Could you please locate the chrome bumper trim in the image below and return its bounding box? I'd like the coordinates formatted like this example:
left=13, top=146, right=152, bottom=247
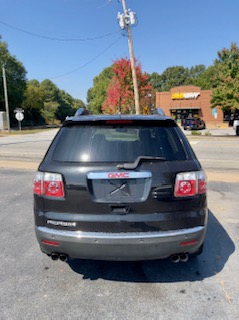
left=36, top=226, right=205, bottom=240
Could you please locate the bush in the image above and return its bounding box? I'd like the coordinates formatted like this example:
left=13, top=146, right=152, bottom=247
left=191, top=130, right=202, bottom=135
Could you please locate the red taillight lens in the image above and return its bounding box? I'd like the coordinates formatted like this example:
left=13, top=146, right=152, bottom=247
left=33, top=172, right=44, bottom=195
left=33, top=172, right=65, bottom=198
left=174, top=171, right=207, bottom=197
left=44, top=173, right=64, bottom=197
left=175, top=172, right=197, bottom=197
left=197, top=171, right=207, bottom=194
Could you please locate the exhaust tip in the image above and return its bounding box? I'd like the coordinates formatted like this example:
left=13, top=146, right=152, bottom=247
left=51, top=253, right=59, bottom=261
left=180, top=253, right=189, bottom=262
left=59, top=254, right=68, bottom=262
left=170, top=254, right=180, bottom=263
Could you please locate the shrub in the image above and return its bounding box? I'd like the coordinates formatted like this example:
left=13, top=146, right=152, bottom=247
left=191, top=130, right=202, bottom=135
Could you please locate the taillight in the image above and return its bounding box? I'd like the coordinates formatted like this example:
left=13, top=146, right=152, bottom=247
left=197, top=171, right=207, bottom=194
left=174, top=171, right=207, bottom=197
left=33, top=172, right=44, bottom=195
left=33, top=171, right=65, bottom=198
left=44, top=173, right=64, bottom=197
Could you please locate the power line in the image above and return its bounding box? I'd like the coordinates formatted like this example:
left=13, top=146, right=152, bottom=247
left=3, top=36, right=122, bottom=81
left=0, top=20, right=120, bottom=42
left=47, top=36, right=123, bottom=80
left=2, top=36, right=122, bottom=83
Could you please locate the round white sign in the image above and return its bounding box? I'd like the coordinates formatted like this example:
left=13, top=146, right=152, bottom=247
left=15, top=112, right=24, bottom=121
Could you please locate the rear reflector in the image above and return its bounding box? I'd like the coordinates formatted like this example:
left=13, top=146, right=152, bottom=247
left=180, top=240, right=198, bottom=246
left=33, top=171, right=65, bottom=198
left=41, top=240, right=60, bottom=246
left=174, top=170, right=207, bottom=197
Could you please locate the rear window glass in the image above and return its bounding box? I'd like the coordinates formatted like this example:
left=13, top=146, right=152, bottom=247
left=52, top=125, right=187, bottom=162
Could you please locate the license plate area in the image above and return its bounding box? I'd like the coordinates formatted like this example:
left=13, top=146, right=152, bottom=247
left=87, top=172, right=152, bottom=203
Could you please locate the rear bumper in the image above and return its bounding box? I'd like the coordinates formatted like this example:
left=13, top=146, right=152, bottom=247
left=184, top=126, right=198, bottom=130
left=35, top=225, right=207, bottom=261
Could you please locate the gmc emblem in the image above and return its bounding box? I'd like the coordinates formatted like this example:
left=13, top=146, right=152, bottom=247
left=108, top=172, right=130, bottom=179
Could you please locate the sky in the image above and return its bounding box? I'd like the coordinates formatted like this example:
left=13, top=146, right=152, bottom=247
left=1, top=0, right=239, bottom=103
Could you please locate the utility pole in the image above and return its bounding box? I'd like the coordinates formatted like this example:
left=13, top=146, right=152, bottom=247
left=118, top=0, right=140, bottom=114
left=2, top=66, right=10, bottom=132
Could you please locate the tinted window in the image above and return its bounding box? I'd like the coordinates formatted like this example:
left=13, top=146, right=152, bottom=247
left=52, top=125, right=186, bottom=162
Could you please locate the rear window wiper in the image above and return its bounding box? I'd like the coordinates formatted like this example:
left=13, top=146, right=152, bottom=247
left=117, top=156, right=166, bottom=170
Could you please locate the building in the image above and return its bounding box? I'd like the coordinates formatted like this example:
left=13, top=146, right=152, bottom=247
left=156, top=85, right=224, bottom=127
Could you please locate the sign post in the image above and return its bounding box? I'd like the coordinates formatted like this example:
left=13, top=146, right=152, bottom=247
left=14, top=108, right=24, bottom=131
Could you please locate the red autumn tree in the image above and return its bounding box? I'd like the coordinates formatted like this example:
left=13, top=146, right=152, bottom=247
left=102, top=58, right=154, bottom=114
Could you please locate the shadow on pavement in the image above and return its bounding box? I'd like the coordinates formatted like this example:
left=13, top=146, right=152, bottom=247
left=68, top=210, right=235, bottom=283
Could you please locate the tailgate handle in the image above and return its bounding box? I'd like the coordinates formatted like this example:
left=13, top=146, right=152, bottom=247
left=110, top=205, right=130, bottom=214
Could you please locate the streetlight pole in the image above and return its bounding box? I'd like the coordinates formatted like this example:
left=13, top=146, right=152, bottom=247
left=119, top=0, right=140, bottom=114
left=2, top=65, right=10, bottom=133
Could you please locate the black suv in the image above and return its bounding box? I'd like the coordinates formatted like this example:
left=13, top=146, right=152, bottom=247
left=34, top=109, right=207, bottom=262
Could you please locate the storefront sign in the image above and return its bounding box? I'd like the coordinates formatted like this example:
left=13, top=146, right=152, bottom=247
left=171, top=92, right=200, bottom=100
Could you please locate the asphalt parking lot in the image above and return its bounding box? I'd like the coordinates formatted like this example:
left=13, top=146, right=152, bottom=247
left=0, top=127, right=238, bottom=319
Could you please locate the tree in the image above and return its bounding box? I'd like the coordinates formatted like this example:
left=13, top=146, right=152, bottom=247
left=149, top=66, right=190, bottom=92
left=72, top=98, right=85, bottom=111
left=159, top=66, right=190, bottom=91
left=188, top=64, right=206, bottom=81
left=211, top=42, right=239, bottom=112
left=56, top=90, right=74, bottom=121
left=149, top=72, right=163, bottom=92
left=39, top=80, right=60, bottom=124
left=0, top=37, right=27, bottom=123
left=102, top=58, right=154, bottom=114
left=55, top=91, right=85, bottom=121
left=190, top=65, right=216, bottom=90
left=87, top=66, right=113, bottom=114
left=23, top=78, right=85, bottom=125
left=149, top=65, right=216, bottom=92
left=22, top=80, right=45, bottom=125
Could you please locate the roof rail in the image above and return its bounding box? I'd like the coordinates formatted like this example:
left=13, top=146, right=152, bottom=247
left=153, top=108, right=165, bottom=116
left=74, top=108, right=91, bottom=116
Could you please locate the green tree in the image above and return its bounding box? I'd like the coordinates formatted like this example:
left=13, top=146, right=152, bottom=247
left=39, top=79, right=61, bottom=124
left=22, top=80, right=45, bottom=125
left=160, top=66, right=190, bottom=91
left=0, top=37, right=27, bottom=123
left=56, top=90, right=74, bottom=121
left=188, top=64, right=206, bottom=81
left=86, top=66, right=113, bottom=114
left=211, top=42, right=239, bottom=112
left=72, top=98, right=85, bottom=111
left=150, top=65, right=216, bottom=92
left=149, top=72, right=163, bottom=92
left=149, top=67, right=190, bottom=92
left=191, top=65, right=216, bottom=89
